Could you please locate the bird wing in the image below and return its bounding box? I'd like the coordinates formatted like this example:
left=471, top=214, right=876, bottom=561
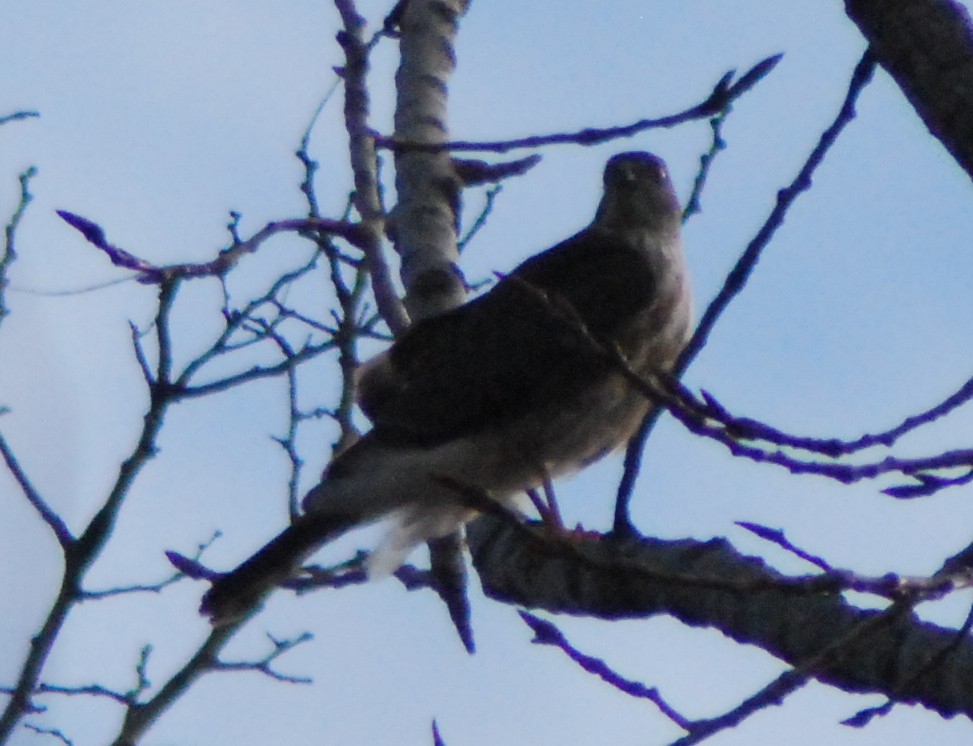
left=357, top=227, right=657, bottom=446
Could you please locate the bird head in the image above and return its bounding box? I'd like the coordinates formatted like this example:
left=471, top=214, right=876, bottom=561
left=594, top=151, right=681, bottom=233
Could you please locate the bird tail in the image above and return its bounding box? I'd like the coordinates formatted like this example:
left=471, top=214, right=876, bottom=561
left=365, top=503, right=475, bottom=579
left=200, top=512, right=356, bottom=625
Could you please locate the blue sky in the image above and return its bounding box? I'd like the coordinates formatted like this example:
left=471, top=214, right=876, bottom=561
left=3, top=2, right=973, bottom=745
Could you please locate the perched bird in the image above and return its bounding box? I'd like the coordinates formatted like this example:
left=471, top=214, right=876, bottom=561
left=199, top=151, right=693, bottom=624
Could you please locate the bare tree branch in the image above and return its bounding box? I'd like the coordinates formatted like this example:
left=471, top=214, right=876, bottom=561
left=0, top=167, right=36, bottom=327
left=691, top=375, right=973, bottom=459
left=432, top=719, right=446, bottom=746
left=687, top=49, right=872, bottom=360
left=428, top=532, right=475, bottom=654
left=81, top=533, right=220, bottom=600
left=173, top=338, right=336, bottom=400
left=0, top=276, right=188, bottom=740
left=335, top=0, right=410, bottom=335
left=57, top=211, right=366, bottom=283
left=386, top=0, right=477, bottom=654
left=843, top=600, right=973, bottom=728
left=214, top=632, right=314, bottom=685
left=0, top=111, right=39, bottom=126
left=173, top=250, right=326, bottom=386
left=614, top=52, right=877, bottom=533
left=468, top=516, right=973, bottom=720
left=845, top=0, right=973, bottom=182
left=297, top=83, right=341, bottom=220
left=0, top=430, right=74, bottom=548
left=514, top=280, right=973, bottom=497
left=2, top=683, right=128, bottom=707
left=375, top=55, right=782, bottom=154
left=22, top=723, right=73, bottom=746
left=682, top=112, right=728, bottom=221
left=458, top=184, right=501, bottom=252
left=105, top=559, right=439, bottom=746
left=668, top=598, right=916, bottom=745
left=323, top=237, right=370, bottom=455
left=0, top=271, right=262, bottom=740
left=109, top=620, right=248, bottom=746
left=10, top=4, right=973, bottom=743
left=519, top=611, right=692, bottom=730
left=388, top=0, right=471, bottom=320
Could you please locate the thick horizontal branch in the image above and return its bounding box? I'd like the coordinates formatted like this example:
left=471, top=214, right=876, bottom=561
left=467, top=517, right=973, bottom=719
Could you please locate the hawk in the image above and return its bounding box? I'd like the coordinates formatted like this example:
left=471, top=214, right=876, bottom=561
left=199, top=151, right=692, bottom=623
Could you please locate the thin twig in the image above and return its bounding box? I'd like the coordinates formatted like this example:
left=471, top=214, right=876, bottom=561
left=736, top=522, right=834, bottom=572
left=0, top=167, right=37, bottom=325
left=376, top=55, right=782, bottom=154
left=174, top=250, right=323, bottom=385
left=273, top=342, right=306, bottom=519
left=682, top=111, right=727, bottom=221
left=519, top=611, right=692, bottom=730
left=432, top=720, right=446, bottom=746
left=458, top=185, right=501, bottom=252
left=0, top=431, right=74, bottom=548
left=597, top=325, right=973, bottom=498
left=323, top=235, right=369, bottom=454
left=81, top=533, right=221, bottom=600
left=174, top=338, right=336, bottom=400
left=1, top=683, right=129, bottom=707
left=215, top=632, right=314, bottom=684
left=667, top=595, right=914, bottom=745
left=22, top=723, right=73, bottom=746
left=453, top=155, right=541, bottom=186
left=57, top=211, right=366, bottom=283
left=681, top=52, right=876, bottom=390
left=297, top=82, right=341, bottom=219
left=0, top=111, right=39, bottom=126
left=614, top=52, right=877, bottom=533
left=128, top=321, right=154, bottom=385
left=4, top=645, right=153, bottom=712
left=110, top=620, right=248, bottom=745
left=108, top=559, right=435, bottom=745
